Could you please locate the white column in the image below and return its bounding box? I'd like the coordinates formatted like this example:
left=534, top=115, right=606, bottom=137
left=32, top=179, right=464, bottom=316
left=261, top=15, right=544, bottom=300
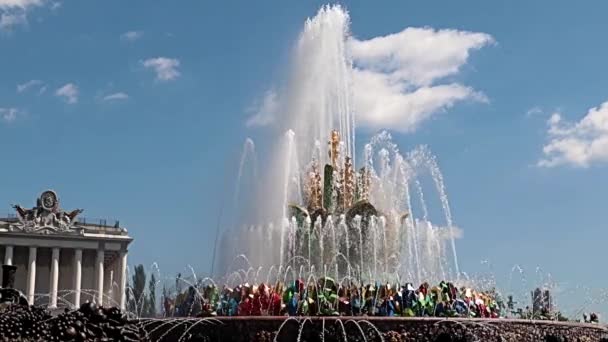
left=119, top=250, right=128, bottom=310
left=27, top=247, right=37, bottom=304
left=73, top=249, right=82, bottom=308
left=108, top=269, right=114, bottom=307
left=95, top=249, right=104, bottom=305
left=49, top=247, right=60, bottom=308
left=4, top=245, right=13, bottom=265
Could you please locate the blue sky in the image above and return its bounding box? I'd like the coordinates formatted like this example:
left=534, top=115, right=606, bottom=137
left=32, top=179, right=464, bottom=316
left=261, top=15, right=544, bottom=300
left=1, top=0, right=608, bottom=312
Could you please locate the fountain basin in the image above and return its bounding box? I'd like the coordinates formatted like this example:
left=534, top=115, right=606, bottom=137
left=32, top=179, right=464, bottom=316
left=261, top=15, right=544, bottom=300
left=138, top=316, right=608, bottom=342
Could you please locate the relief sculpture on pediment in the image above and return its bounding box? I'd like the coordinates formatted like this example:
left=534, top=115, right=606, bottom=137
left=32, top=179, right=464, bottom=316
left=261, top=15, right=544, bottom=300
left=11, top=190, right=83, bottom=234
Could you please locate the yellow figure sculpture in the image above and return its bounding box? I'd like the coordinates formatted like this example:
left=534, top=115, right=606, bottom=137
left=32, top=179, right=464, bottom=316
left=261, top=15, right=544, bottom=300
left=359, top=167, right=371, bottom=202
left=305, top=160, right=323, bottom=209
left=328, top=130, right=340, bottom=168
left=343, top=156, right=354, bottom=209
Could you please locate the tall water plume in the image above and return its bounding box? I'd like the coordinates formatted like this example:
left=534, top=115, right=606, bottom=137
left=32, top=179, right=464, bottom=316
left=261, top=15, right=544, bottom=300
left=234, top=138, right=257, bottom=208
left=283, top=4, right=355, bottom=167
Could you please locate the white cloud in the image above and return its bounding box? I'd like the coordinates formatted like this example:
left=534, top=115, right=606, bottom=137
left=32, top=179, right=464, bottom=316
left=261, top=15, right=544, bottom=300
left=538, top=101, right=608, bottom=168
left=246, top=89, right=278, bottom=127
left=350, top=27, right=494, bottom=87
left=0, top=11, right=25, bottom=29
left=441, top=225, right=464, bottom=240
left=246, top=26, right=493, bottom=132
left=55, top=83, right=78, bottom=104
left=0, top=0, right=43, bottom=9
left=16, top=79, right=43, bottom=93
left=0, top=107, right=20, bottom=123
left=0, top=0, right=44, bottom=31
left=102, top=92, right=129, bottom=101
left=120, top=30, right=143, bottom=42
left=526, top=106, right=543, bottom=117
left=142, top=57, right=180, bottom=81
left=349, top=27, right=493, bottom=132
left=352, top=69, right=487, bottom=132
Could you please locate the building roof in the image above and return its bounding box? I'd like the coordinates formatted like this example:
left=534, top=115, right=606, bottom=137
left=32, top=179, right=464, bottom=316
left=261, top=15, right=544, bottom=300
left=0, top=190, right=132, bottom=244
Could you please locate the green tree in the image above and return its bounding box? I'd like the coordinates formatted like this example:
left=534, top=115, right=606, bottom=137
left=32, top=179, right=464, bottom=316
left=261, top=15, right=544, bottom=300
left=556, top=311, right=570, bottom=321
left=132, top=264, right=148, bottom=316
left=147, top=272, right=157, bottom=317
left=125, top=279, right=132, bottom=313
left=162, top=285, right=169, bottom=317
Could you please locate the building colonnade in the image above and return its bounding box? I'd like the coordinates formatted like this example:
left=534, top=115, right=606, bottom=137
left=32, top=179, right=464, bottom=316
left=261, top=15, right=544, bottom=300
left=3, top=244, right=128, bottom=310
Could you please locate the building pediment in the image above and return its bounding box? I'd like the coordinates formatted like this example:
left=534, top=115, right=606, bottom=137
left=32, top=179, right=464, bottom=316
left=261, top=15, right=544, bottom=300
left=11, top=190, right=84, bottom=235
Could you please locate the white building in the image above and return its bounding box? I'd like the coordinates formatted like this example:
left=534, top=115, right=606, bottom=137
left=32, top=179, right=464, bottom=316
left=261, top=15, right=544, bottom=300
left=0, top=190, right=132, bottom=309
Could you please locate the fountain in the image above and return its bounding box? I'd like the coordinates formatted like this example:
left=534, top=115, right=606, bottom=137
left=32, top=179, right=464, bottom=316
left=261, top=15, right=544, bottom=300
left=229, top=128, right=458, bottom=288
left=216, top=128, right=459, bottom=288
left=216, top=4, right=461, bottom=287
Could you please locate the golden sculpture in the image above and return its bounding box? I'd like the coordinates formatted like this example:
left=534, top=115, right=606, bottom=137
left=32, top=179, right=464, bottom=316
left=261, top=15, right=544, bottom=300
left=343, top=156, right=355, bottom=209
left=328, top=130, right=340, bottom=168
left=358, top=167, right=371, bottom=202
left=302, top=130, right=374, bottom=213
left=305, top=159, right=323, bottom=209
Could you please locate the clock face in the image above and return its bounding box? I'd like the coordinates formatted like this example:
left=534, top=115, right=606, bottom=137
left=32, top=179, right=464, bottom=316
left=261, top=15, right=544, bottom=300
left=40, top=190, right=58, bottom=210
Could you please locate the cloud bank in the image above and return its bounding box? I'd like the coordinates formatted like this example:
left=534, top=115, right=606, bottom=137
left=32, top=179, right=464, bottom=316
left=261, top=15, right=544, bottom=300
left=0, top=0, right=43, bottom=8
left=539, top=101, right=608, bottom=168
left=349, top=27, right=493, bottom=132
left=247, top=25, right=493, bottom=132
left=0, top=0, right=45, bottom=31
